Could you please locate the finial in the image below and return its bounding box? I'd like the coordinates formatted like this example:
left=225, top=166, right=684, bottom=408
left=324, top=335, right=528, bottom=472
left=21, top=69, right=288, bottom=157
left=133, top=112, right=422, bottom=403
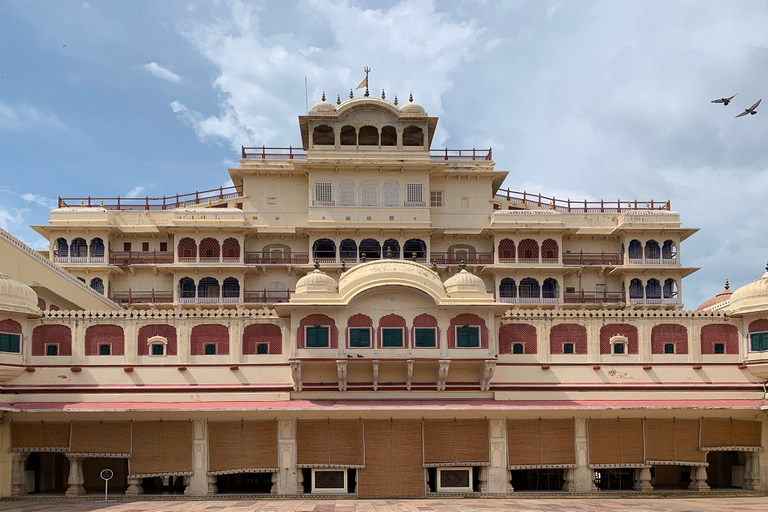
left=459, top=259, right=466, bottom=271
left=381, top=89, right=386, bottom=100
left=314, top=259, right=320, bottom=270
left=361, top=253, right=367, bottom=263
left=431, top=259, right=438, bottom=272
left=321, top=91, right=326, bottom=102
left=341, top=260, right=346, bottom=272
left=724, top=279, right=730, bottom=290
left=409, top=92, right=413, bottom=102
left=363, top=66, right=371, bottom=98
left=386, top=247, right=392, bottom=259
left=337, top=94, right=341, bottom=105
left=394, top=95, right=398, bottom=106
left=411, top=252, right=418, bottom=261
left=349, top=88, right=354, bottom=99
left=765, top=259, right=768, bottom=272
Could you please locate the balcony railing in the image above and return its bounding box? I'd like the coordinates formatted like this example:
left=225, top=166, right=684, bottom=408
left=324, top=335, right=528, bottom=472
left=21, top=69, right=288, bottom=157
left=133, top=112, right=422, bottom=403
left=241, top=146, right=307, bottom=160
left=628, top=256, right=679, bottom=265
left=497, top=256, right=559, bottom=265
left=431, top=252, right=494, bottom=265
left=429, top=148, right=492, bottom=161
left=178, top=295, right=240, bottom=304
left=53, top=255, right=105, bottom=264
left=245, top=252, right=310, bottom=265
left=109, top=290, right=173, bottom=305
left=58, top=186, right=243, bottom=211
left=494, top=189, right=670, bottom=213
left=244, top=290, right=292, bottom=304
left=499, top=295, right=559, bottom=304
left=629, top=297, right=680, bottom=306
left=562, top=252, right=623, bottom=266
left=109, top=251, right=174, bottom=265
left=564, top=291, right=625, bottom=304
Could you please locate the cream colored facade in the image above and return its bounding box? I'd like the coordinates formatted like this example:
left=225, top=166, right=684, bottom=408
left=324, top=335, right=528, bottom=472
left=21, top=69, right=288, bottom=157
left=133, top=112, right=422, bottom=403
left=0, top=93, right=767, bottom=498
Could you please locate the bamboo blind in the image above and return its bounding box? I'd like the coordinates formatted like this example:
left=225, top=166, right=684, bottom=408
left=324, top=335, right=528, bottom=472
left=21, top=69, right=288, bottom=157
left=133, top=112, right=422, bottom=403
left=10, top=422, right=70, bottom=452
left=700, top=419, right=762, bottom=449
left=357, top=420, right=424, bottom=498
left=644, top=419, right=706, bottom=465
left=423, top=419, right=489, bottom=466
left=507, top=419, right=576, bottom=468
left=70, top=422, right=131, bottom=456
left=296, top=419, right=364, bottom=467
left=208, top=421, right=278, bottom=474
left=587, top=419, right=644, bottom=467
left=129, top=421, right=193, bottom=477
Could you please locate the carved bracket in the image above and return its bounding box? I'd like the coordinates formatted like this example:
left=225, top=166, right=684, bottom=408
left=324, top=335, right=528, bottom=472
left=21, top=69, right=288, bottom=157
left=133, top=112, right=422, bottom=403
left=372, top=360, right=379, bottom=391
left=406, top=359, right=414, bottom=391
left=437, top=359, right=450, bottom=391
left=336, top=359, right=348, bottom=392
left=480, top=359, right=496, bottom=391
left=290, top=360, right=302, bottom=392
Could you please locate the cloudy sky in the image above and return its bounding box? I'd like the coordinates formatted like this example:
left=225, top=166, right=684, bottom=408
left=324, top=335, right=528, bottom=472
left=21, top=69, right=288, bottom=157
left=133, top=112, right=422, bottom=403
left=1, top=0, right=767, bottom=308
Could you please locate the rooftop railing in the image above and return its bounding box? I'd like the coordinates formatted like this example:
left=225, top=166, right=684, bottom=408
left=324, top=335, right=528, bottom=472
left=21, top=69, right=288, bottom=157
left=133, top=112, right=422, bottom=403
left=58, top=186, right=243, bottom=211
left=240, top=146, right=493, bottom=162
left=494, top=189, right=670, bottom=213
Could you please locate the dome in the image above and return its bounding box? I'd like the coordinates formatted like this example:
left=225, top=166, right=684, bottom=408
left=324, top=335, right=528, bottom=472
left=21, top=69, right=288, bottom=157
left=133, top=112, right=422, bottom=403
left=399, top=93, right=426, bottom=115
left=309, top=93, right=337, bottom=114
left=294, top=264, right=337, bottom=295
left=0, top=271, right=39, bottom=315
left=696, top=280, right=733, bottom=311
left=444, top=268, right=488, bottom=297
left=725, top=262, right=768, bottom=315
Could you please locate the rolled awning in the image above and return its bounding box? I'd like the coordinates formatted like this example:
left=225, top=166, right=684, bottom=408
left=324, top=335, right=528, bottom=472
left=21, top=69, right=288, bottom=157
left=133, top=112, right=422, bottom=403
left=587, top=419, right=644, bottom=468
left=423, top=419, right=489, bottom=467
left=208, top=421, right=279, bottom=475
left=129, top=421, right=193, bottom=478
left=10, top=422, right=70, bottom=452
left=700, top=419, right=762, bottom=452
left=357, top=420, right=424, bottom=498
left=507, top=418, right=575, bottom=469
left=644, top=419, right=706, bottom=466
left=69, top=422, right=131, bottom=458
left=296, top=419, right=364, bottom=468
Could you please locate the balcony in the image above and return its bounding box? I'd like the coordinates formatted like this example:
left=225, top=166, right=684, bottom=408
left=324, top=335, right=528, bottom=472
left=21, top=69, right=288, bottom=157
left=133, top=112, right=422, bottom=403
left=431, top=252, right=493, bottom=265
left=429, top=148, right=492, bottom=161
left=178, top=295, right=240, bottom=305
left=564, top=291, right=625, bottom=304
left=627, top=257, right=679, bottom=265
left=629, top=297, right=680, bottom=306
left=109, top=290, right=173, bottom=305
left=244, top=252, right=310, bottom=265
left=493, top=189, right=670, bottom=213
left=497, top=257, right=559, bottom=265
left=58, top=185, right=242, bottom=211
left=244, top=290, right=292, bottom=304
left=562, top=252, right=623, bottom=266
left=53, top=255, right=105, bottom=264
left=109, top=251, right=174, bottom=265
left=499, top=293, right=559, bottom=305
left=177, top=255, right=243, bottom=264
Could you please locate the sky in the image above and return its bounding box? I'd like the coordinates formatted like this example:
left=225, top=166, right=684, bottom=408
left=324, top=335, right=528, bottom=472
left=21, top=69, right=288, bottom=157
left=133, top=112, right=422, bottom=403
left=1, top=0, right=767, bottom=308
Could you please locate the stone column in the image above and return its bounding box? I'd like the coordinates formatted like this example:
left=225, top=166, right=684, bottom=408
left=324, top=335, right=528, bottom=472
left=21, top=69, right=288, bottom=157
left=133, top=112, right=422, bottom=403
left=633, top=467, right=653, bottom=492
left=743, top=452, right=759, bottom=490
left=562, top=468, right=576, bottom=492
left=186, top=420, right=209, bottom=496
left=229, top=320, right=243, bottom=365
left=486, top=419, right=512, bottom=493
left=11, top=453, right=29, bottom=496
left=177, top=322, right=190, bottom=365
left=125, top=321, right=138, bottom=365
left=125, top=477, right=144, bottom=496
left=688, top=465, right=710, bottom=491
left=572, top=418, right=597, bottom=492
left=277, top=419, right=299, bottom=494
left=65, top=456, right=86, bottom=496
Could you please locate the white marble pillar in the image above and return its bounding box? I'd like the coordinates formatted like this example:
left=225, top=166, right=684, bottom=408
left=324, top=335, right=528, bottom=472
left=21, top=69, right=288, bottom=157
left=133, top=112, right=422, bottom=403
left=11, top=453, right=29, bottom=496
left=187, top=420, right=208, bottom=496
left=277, top=419, right=299, bottom=494
left=125, top=477, right=143, bottom=496
left=65, top=456, right=86, bottom=496
left=572, top=419, right=597, bottom=492
left=743, top=452, right=759, bottom=490
left=633, top=467, right=653, bottom=492
left=688, top=465, right=710, bottom=491
left=486, top=419, right=512, bottom=493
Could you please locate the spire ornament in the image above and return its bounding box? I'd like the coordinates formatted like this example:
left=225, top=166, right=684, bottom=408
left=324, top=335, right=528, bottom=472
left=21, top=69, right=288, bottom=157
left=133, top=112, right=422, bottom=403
left=337, top=94, right=341, bottom=105
left=349, top=88, right=354, bottom=99
left=394, top=95, right=398, bottom=106
left=381, top=89, right=386, bottom=99
left=725, top=279, right=730, bottom=290
left=409, top=92, right=413, bottom=102
left=363, top=66, right=371, bottom=97
left=321, top=91, right=326, bottom=101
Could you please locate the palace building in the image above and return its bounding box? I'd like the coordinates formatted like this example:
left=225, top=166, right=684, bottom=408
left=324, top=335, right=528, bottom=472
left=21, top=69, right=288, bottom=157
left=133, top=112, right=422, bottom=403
left=0, top=88, right=767, bottom=499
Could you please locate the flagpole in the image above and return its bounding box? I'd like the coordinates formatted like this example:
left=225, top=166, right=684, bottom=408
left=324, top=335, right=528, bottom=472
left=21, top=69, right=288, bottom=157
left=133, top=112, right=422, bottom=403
left=363, top=66, right=370, bottom=98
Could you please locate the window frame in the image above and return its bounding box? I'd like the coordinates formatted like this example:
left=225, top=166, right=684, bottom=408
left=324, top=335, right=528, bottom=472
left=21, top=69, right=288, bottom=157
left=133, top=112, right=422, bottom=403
left=406, top=183, right=423, bottom=204
left=430, top=190, right=443, bottom=207
left=315, top=182, right=332, bottom=204
left=348, top=327, right=372, bottom=348
left=714, top=343, right=725, bottom=354
left=305, top=325, right=330, bottom=348
left=98, top=344, right=111, bottom=356
left=257, top=343, right=269, bottom=355
left=563, top=343, right=574, bottom=354
left=512, top=343, right=524, bottom=354
left=381, top=327, right=404, bottom=348
left=414, top=327, right=437, bottom=348
left=204, top=344, right=216, bottom=355
left=383, top=181, right=400, bottom=207
left=455, top=325, right=481, bottom=348
left=750, top=332, right=768, bottom=352
left=46, top=344, right=59, bottom=356
left=0, top=332, right=21, bottom=353
left=311, top=468, right=348, bottom=494
left=664, top=343, right=675, bottom=354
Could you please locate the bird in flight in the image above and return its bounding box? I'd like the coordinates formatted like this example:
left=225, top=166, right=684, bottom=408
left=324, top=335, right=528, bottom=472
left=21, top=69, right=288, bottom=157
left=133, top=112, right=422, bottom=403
left=735, top=99, right=761, bottom=118
left=711, top=94, right=736, bottom=106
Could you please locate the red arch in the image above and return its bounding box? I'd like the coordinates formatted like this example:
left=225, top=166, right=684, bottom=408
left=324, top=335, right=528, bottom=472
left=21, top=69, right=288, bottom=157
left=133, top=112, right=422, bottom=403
left=499, top=323, right=537, bottom=354
left=447, top=313, right=488, bottom=349
left=32, top=325, right=72, bottom=356
left=517, top=239, right=539, bottom=261
left=700, top=324, right=739, bottom=354
left=541, top=239, right=559, bottom=261
left=651, top=324, right=688, bottom=354
left=297, top=314, right=338, bottom=349
left=177, top=237, right=197, bottom=258
left=0, top=319, right=22, bottom=334
left=748, top=319, right=768, bottom=333
left=499, top=239, right=515, bottom=261
left=243, top=323, right=282, bottom=355
left=85, top=325, right=124, bottom=356
left=137, top=324, right=177, bottom=355
left=551, top=324, right=588, bottom=354
left=599, top=324, right=639, bottom=354
left=378, top=314, right=407, bottom=348
left=191, top=324, right=229, bottom=355
left=222, top=238, right=240, bottom=259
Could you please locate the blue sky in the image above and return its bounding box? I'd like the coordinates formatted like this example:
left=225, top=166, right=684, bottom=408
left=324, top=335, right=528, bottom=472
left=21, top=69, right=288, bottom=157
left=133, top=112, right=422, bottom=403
left=1, top=0, right=768, bottom=308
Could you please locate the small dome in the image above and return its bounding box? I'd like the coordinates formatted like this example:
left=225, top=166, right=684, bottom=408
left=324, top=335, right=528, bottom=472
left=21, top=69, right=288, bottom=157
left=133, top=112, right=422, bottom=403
left=696, top=280, right=733, bottom=311
left=295, top=265, right=337, bottom=295
left=399, top=93, right=426, bottom=115
left=444, top=268, right=487, bottom=296
left=726, top=261, right=768, bottom=315
left=309, top=93, right=337, bottom=114
left=0, top=272, right=39, bottom=315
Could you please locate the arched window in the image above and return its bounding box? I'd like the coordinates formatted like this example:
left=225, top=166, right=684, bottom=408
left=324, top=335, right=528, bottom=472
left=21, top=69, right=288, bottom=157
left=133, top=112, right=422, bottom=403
left=177, top=237, right=197, bottom=260
left=360, top=181, right=377, bottom=206
left=71, top=238, right=87, bottom=258
left=199, top=237, right=220, bottom=260
left=266, top=281, right=288, bottom=303
left=147, top=335, right=168, bottom=356
left=89, top=277, right=104, bottom=295
left=403, top=239, right=426, bottom=260
left=263, top=243, right=291, bottom=262
left=645, top=240, right=661, bottom=260
left=448, top=244, right=476, bottom=263
left=541, top=239, right=559, bottom=262
left=517, top=239, right=539, bottom=262
left=339, top=181, right=355, bottom=206
left=204, top=344, right=216, bottom=355
left=222, top=238, right=240, bottom=260
left=664, top=343, right=675, bottom=354
left=714, top=343, right=725, bottom=354
left=359, top=239, right=381, bottom=260
left=197, top=277, right=220, bottom=300
left=340, top=125, right=356, bottom=145
left=403, top=126, right=423, bottom=146
left=563, top=343, right=574, bottom=354
left=662, top=240, right=677, bottom=260
left=519, top=278, right=540, bottom=299
left=339, top=239, right=358, bottom=260
left=99, top=344, right=111, bottom=355
left=646, top=278, right=661, bottom=300
left=613, top=343, right=625, bottom=354
left=179, top=277, right=196, bottom=298
left=629, top=278, right=643, bottom=299
left=312, top=239, right=336, bottom=260
left=542, top=278, right=558, bottom=299
left=47, top=345, right=58, bottom=356
left=663, top=279, right=678, bottom=299
left=55, top=238, right=69, bottom=258
left=257, top=343, right=269, bottom=354
left=89, top=238, right=105, bottom=258
left=312, top=124, right=334, bottom=145
left=383, top=239, right=400, bottom=258
left=222, top=277, right=240, bottom=299
left=499, top=278, right=516, bottom=299
left=358, top=125, right=379, bottom=145
left=512, top=343, right=524, bottom=354
left=499, top=239, right=515, bottom=261
left=383, top=181, right=400, bottom=206
left=381, top=125, right=396, bottom=146
left=628, top=240, right=642, bottom=260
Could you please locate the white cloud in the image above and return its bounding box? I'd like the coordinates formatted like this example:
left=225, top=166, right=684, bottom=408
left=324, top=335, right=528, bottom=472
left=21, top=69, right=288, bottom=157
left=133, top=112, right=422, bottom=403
left=125, top=186, right=146, bottom=198
left=20, top=193, right=57, bottom=209
left=0, top=101, right=70, bottom=134
left=0, top=208, right=24, bottom=231
left=143, top=62, right=182, bottom=83
left=81, top=1, right=90, bottom=9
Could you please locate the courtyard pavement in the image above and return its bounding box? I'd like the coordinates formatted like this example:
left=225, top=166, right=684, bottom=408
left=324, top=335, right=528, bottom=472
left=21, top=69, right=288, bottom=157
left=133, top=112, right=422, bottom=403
left=1, top=496, right=768, bottom=512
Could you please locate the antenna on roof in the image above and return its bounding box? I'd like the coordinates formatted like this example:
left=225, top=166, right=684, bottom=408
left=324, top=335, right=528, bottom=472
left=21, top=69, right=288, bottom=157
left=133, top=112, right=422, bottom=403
left=304, top=76, right=308, bottom=114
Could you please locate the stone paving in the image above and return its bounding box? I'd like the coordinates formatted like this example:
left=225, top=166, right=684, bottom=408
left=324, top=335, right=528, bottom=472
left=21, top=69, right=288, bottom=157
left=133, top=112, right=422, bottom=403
left=1, top=496, right=768, bottom=512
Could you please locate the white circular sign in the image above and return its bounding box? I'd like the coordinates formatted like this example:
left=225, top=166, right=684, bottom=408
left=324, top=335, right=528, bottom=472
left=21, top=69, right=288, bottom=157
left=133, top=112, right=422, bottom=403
left=100, top=469, right=114, bottom=481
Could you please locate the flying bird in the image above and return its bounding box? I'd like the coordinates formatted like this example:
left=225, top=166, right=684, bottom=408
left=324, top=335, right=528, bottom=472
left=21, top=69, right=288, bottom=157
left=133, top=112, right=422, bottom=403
left=711, top=94, right=736, bottom=106
left=735, top=99, right=762, bottom=118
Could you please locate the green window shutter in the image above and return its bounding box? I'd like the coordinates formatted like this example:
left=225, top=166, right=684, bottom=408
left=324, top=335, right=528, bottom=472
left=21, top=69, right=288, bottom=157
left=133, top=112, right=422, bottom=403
left=47, top=345, right=58, bottom=356
left=0, top=333, right=21, bottom=353
left=457, top=326, right=480, bottom=347
left=382, top=329, right=403, bottom=347
left=257, top=343, right=268, bottom=354
left=563, top=343, right=574, bottom=354
left=664, top=343, right=675, bottom=354
left=205, top=344, right=216, bottom=355
left=714, top=343, right=725, bottom=354
left=99, top=344, right=110, bottom=355
left=751, top=333, right=768, bottom=351
left=512, top=343, right=523, bottom=354
left=415, top=328, right=435, bottom=347
left=349, top=328, right=370, bottom=348
left=307, top=326, right=329, bottom=348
